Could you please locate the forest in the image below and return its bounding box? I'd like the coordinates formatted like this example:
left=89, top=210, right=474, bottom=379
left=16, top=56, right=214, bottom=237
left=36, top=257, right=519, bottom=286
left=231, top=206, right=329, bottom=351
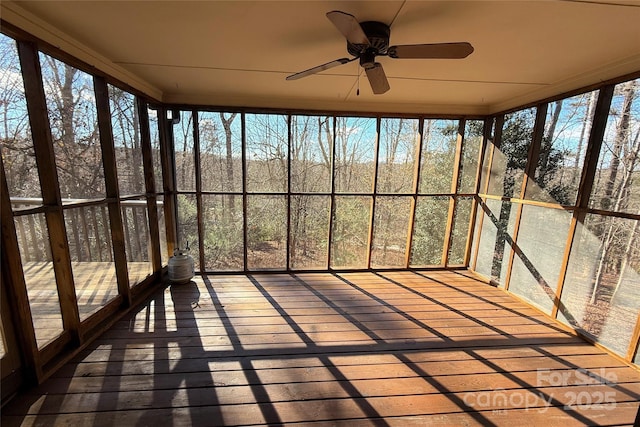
left=171, top=112, right=481, bottom=272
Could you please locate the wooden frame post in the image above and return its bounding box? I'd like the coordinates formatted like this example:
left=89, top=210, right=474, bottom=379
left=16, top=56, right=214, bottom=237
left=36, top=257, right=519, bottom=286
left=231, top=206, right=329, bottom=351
left=0, top=159, right=41, bottom=382
left=158, top=107, right=177, bottom=257
left=464, top=118, right=491, bottom=266
left=286, top=114, right=292, bottom=271
left=366, top=116, right=381, bottom=269
left=552, top=85, right=614, bottom=319
left=241, top=113, right=249, bottom=271
left=502, top=104, right=547, bottom=291
left=137, top=98, right=162, bottom=273
left=471, top=115, right=502, bottom=271
left=326, top=116, right=337, bottom=270
left=93, top=76, right=131, bottom=307
left=193, top=110, right=205, bottom=272
left=17, top=40, right=81, bottom=346
left=626, top=313, right=640, bottom=362
left=442, top=119, right=466, bottom=266
left=404, top=117, right=425, bottom=268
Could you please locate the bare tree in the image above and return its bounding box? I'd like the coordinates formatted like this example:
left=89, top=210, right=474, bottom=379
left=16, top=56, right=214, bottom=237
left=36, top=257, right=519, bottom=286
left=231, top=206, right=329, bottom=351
left=573, top=91, right=597, bottom=187
left=289, top=115, right=332, bottom=267
left=220, top=112, right=237, bottom=204
left=602, top=81, right=635, bottom=209
left=41, top=54, right=104, bottom=198
left=590, top=80, right=638, bottom=304
left=109, top=86, right=143, bottom=194
left=0, top=34, right=38, bottom=197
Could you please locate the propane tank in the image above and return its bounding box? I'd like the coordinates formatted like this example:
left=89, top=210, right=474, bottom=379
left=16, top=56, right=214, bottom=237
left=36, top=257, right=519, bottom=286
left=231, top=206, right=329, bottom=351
left=168, top=243, right=194, bottom=284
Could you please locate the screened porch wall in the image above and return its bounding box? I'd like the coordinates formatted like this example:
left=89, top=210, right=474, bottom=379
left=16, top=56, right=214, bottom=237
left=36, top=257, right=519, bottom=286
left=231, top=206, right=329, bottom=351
left=171, top=112, right=483, bottom=273
left=0, top=30, right=168, bottom=378
left=471, top=79, right=640, bottom=364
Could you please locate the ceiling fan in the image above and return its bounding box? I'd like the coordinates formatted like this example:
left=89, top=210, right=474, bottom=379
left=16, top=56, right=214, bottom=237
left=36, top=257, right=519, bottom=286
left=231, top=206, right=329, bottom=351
left=286, top=11, right=474, bottom=95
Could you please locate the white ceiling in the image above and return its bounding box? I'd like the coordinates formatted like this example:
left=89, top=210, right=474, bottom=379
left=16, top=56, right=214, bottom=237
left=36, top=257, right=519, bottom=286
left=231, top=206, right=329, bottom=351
left=3, top=0, right=640, bottom=115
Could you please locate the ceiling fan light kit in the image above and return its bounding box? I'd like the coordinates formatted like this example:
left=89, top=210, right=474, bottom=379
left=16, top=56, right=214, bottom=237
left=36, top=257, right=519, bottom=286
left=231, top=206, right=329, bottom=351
left=286, top=11, right=474, bottom=95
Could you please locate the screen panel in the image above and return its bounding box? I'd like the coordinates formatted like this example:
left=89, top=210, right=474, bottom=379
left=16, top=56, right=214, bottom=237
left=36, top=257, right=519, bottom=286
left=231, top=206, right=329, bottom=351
left=40, top=53, right=105, bottom=200
left=245, top=114, right=288, bottom=193
left=334, top=117, right=377, bottom=193
left=290, top=195, right=330, bottom=269
left=487, top=108, right=536, bottom=198
left=377, top=118, right=419, bottom=194
left=371, top=196, right=412, bottom=268
left=410, top=196, right=449, bottom=267
left=291, top=115, right=332, bottom=193
left=199, top=112, right=242, bottom=193
left=331, top=196, right=372, bottom=269
left=246, top=195, right=287, bottom=270
left=418, top=119, right=458, bottom=195
left=560, top=214, right=640, bottom=358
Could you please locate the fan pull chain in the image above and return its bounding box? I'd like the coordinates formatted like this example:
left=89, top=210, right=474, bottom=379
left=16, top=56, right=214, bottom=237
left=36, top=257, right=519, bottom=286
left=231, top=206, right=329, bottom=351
left=357, top=68, right=360, bottom=96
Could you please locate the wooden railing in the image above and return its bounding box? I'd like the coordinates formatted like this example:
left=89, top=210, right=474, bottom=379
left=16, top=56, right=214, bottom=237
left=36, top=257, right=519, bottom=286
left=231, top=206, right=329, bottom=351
left=11, top=198, right=158, bottom=264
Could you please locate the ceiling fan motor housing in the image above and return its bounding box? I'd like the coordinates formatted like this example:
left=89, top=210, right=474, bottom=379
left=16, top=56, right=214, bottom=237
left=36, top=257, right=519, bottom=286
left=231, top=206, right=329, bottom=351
left=347, top=21, right=390, bottom=57
left=359, top=49, right=377, bottom=69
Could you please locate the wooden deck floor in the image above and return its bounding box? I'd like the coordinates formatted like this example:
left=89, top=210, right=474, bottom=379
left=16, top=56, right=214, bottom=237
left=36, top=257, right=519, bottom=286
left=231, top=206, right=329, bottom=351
left=20, top=261, right=153, bottom=348
left=3, top=270, right=640, bottom=426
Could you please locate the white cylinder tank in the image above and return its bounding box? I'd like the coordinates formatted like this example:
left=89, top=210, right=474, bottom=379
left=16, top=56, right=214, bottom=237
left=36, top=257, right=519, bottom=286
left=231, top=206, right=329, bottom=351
left=168, top=248, right=194, bottom=284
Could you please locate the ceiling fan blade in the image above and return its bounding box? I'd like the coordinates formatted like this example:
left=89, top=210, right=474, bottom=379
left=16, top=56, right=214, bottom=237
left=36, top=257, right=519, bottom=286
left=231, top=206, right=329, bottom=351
left=365, top=63, right=390, bottom=95
left=326, top=11, right=370, bottom=46
left=388, top=42, right=474, bottom=59
left=286, top=58, right=353, bottom=81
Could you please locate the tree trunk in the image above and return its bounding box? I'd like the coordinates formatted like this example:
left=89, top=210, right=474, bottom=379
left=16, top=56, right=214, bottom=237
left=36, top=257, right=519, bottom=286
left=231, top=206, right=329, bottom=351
left=610, top=128, right=640, bottom=303
left=612, top=211, right=639, bottom=302
left=317, top=117, right=331, bottom=172
left=60, top=64, right=76, bottom=149
left=132, top=98, right=142, bottom=192
left=220, top=112, right=237, bottom=212
left=51, top=62, right=78, bottom=196
left=491, top=194, right=513, bottom=281
left=602, top=81, right=635, bottom=209
left=545, top=100, right=562, bottom=143
left=539, top=100, right=562, bottom=177
left=590, top=224, right=612, bottom=305
left=573, top=92, right=596, bottom=187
